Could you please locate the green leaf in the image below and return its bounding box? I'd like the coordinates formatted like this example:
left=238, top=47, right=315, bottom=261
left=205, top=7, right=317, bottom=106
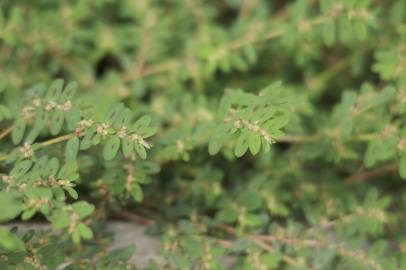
left=134, top=144, right=147, bottom=160
left=65, top=107, right=81, bottom=130
left=50, top=210, right=70, bottom=229
left=22, top=209, right=36, bottom=220
left=65, top=187, right=78, bottom=200
left=65, top=136, right=79, bottom=161
left=113, top=108, right=132, bottom=129
left=0, top=227, right=25, bottom=251
left=72, top=201, right=95, bottom=219
left=33, top=110, right=47, bottom=131
left=238, top=192, right=261, bottom=210
left=50, top=110, right=64, bottom=135
left=72, top=227, right=81, bottom=244
left=216, top=207, right=238, bottom=223
left=244, top=213, right=263, bottom=227
left=261, top=252, right=282, bottom=268
left=26, top=187, right=52, bottom=199
left=131, top=183, right=143, bottom=202
left=21, top=229, right=35, bottom=243
left=103, top=136, right=120, bottom=161
left=122, top=137, right=134, bottom=158
left=92, top=134, right=101, bottom=145
left=60, top=81, right=78, bottom=102
left=45, top=79, right=64, bottom=100
left=0, top=192, right=22, bottom=222
left=43, top=157, right=60, bottom=177
left=140, top=126, right=157, bottom=138
left=235, top=132, right=249, bottom=157
left=231, top=53, right=248, bottom=71
left=34, top=156, right=49, bottom=173
left=52, top=186, right=65, bottom=201
left=267, top=114, right=290, bottom=131
left=132, top=115, right=151, bottom=132
left=248, top=132, right=261, bottom=155
left=97, top=245, right=136, bottom=266
left=12, top=119, right=26, bottom=144
left=364, top=140, right=381, bottom=167
left=77, top=223, right=93, bottom=240
left=58, top=160, right=78, bottom=181
left=209, top=125, right=230, bottom=155
left=10, top=160, right=33, bottom=178
left=209, top=136, right=224, bottom=156
left=80, top=125, right=97, bottom=150
left=105, top=103, right=125, bottom=125
left=25, top=126, right=42, bottom=144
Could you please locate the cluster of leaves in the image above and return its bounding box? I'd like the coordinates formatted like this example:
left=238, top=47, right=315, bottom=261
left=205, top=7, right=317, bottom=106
left=0, top=79, right=156, bottom=268
left=209, top=82, right=291, bottom=157
left=1, top=0, right=406, bottom=269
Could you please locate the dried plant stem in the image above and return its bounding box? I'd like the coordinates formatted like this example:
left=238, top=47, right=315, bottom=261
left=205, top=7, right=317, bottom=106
left=346, top=162, right=398, bottom=183
left=0, top=125, right=13, bottom=140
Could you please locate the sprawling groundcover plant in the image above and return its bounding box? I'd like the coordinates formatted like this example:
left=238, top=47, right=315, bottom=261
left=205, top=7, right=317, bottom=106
left=1, top=0, right=406, bottom=269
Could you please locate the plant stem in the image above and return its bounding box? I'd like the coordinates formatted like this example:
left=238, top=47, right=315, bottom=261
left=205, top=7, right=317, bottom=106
left=123, top=60, right=180, bottom=82
left=277, top=133, right=320, bottom=143
left=0, top=133, right=75, bottom=162
left=39, top=133, right=75, bottom=147
left=346, top=162, right=398, bottom=183
left=0, top=125, right=13, bottom=141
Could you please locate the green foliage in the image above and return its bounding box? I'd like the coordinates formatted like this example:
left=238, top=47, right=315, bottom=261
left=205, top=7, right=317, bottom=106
left=0, top=0, right=405, bottom=269
left=209, top=82, right=291, bottom=157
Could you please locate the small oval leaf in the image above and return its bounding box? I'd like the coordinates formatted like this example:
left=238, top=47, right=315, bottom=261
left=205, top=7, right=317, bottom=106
left=50, top=110, right=64, bottom=135
left=134, top=144, right=147, bottom=160
left=80, top=126, right=96, bottom=150
left=60, top=81, right=78, bottom=102
left=10, top=160, right=33, bottom=178
left=65, top=137, right=79, bottom=161
left=103, top=136, right=120, bottom=161
left=105, top=103, right=125, bottom=125
left=248, top=132, right=261, bottom=155
left=235, top=132, right=249, bottom=158
left=43, top=157, right=60, bottom=177
left=122, top=137, right=134, bottom=158
left=45, top=79, right=64, bottom=100
left=58, top=160, right=78, bottom=180
left=25, top=127, right=41, bottom=144
left=12, top=119, right=26, bottom=145
left=113, top=108, right=132, bottom=129
left=132, top=115, right=151, bottom=132
left=65, top=107, right=80, bottom=131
